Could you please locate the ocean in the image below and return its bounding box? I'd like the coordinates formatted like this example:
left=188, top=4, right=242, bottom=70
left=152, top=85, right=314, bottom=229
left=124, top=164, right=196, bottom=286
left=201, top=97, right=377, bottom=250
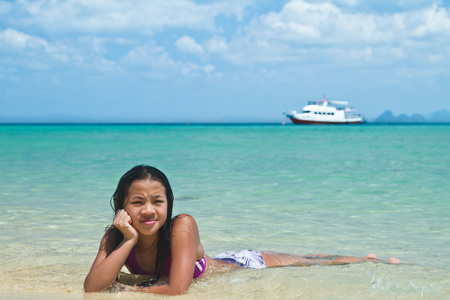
left=0, top=124, right=449, bottom=299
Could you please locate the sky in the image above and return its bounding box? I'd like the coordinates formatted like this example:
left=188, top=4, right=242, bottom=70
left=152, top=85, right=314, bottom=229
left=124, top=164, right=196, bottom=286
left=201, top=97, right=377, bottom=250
left=1, top=0, right=449, bottom=123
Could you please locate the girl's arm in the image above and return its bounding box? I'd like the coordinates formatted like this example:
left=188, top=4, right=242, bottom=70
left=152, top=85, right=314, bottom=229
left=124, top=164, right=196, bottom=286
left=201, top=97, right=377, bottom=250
left=84, top=210, right=138, bottom=292
left=136, top=214, right=202, bottom=295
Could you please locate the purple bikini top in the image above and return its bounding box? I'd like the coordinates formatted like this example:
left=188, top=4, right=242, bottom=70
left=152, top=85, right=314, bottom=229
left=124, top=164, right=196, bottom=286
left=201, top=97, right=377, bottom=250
left=125, top=247, right=206, bottom=279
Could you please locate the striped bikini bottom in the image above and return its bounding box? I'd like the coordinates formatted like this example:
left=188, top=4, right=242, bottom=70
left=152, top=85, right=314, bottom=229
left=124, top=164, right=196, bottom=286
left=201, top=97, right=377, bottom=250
left=213, top=250, right=266, bottom=269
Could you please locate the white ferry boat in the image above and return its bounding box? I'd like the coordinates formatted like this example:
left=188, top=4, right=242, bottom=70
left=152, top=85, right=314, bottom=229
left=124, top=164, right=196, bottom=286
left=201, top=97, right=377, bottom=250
left=284, top=98, right=364, bottom=124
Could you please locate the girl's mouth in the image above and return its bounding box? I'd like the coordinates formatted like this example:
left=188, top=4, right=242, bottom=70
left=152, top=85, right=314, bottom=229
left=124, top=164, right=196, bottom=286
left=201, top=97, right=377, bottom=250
left=142, top=219, right=156, bottom=225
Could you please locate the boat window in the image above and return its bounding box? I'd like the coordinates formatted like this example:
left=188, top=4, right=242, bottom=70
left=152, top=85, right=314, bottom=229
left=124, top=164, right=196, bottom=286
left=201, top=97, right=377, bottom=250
left=303, top=110, right=311, bottom=113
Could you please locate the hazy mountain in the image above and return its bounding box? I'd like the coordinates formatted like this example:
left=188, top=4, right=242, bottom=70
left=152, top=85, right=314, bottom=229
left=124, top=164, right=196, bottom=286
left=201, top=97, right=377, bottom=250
left=374, top=109, right=450, bottom=123
left=410, top=113, right=426, bottom=123
left=429, top=109, right=450, bottom=123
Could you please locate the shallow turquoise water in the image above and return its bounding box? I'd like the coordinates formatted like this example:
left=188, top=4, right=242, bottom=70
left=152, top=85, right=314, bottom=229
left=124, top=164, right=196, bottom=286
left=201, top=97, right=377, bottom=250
left=0, top=124, right=449, bottom=298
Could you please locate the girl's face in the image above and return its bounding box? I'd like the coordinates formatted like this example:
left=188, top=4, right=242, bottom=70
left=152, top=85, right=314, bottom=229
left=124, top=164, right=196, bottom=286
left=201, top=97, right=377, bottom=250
left=124, top=179, right=168, bottom=237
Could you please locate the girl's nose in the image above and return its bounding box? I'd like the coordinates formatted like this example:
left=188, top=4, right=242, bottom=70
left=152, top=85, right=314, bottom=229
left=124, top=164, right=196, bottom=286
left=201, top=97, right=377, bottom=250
left=142, top=202, right=155, bottom=214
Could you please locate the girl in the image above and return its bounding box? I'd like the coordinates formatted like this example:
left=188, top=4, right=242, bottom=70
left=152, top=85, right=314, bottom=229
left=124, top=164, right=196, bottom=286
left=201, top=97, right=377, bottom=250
left=84, top=165, right=400, bottom=295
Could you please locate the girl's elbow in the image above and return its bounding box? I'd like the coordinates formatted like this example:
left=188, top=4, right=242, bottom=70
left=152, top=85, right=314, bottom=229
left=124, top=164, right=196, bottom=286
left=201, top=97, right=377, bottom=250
left=83, top=281, right=97, bottom=293
left=84, top=284, right=106, bottom=293
left=83, top=286, right=96, bottom=293
left=167, top=287, right=189, bottom=296
left=83, top=277, right=107, bottom=293
left=163, top=283, right=191, bottom=295
left=83, top=283, right=94, bottom=293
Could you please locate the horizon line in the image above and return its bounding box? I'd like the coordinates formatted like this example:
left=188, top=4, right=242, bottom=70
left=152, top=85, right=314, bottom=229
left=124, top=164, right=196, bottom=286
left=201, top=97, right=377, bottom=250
left=1, top=121, right=450, bottom=126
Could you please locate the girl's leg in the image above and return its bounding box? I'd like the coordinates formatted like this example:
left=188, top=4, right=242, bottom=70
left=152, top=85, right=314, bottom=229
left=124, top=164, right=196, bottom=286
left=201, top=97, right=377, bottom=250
left=261, top=252, right=400, bottom=267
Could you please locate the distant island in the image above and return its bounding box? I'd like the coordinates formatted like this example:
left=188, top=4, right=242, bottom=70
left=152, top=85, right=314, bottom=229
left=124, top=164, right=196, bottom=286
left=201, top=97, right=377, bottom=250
left=373, top=109, right=450, bottom=123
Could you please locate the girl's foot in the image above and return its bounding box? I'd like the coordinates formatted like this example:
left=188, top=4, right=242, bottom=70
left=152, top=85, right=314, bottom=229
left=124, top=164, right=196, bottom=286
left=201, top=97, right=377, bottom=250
left=365, top=253, right=400, bottom=264
left=365, top=253, right=377, bottom=260
left=387, top=257, right=401, bottom=264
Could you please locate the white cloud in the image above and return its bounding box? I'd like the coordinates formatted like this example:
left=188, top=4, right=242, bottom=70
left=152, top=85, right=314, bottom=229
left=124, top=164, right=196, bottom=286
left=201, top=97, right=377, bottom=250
left=0, top=28, right=48, bottom=49
left=251, top=1, right=394, bottom=44
left=410, top=4, right=450, bottom=37
left=0, top=28, right=121, bottom=72
left=274, top=1, right=449, bottom=44
left=6, top=0, right=248, bottom=34
left=122, top=42, right=176, bottom=68
left=307, top=0, right=443, bottom=10
left=122, top=41, right=216, bottom=76
left=175, top=36, right=204, bottom=55
left=215, top=0, right=450, bottom=67
left=2, top=0, right=450, bottom=79
left=77, top=37, right=109, bottom=54
left=177, top=61, right=220, bottom=77
left=205, top=35, right=228, bottom=54
left=203, top=64, right=215, bottom=73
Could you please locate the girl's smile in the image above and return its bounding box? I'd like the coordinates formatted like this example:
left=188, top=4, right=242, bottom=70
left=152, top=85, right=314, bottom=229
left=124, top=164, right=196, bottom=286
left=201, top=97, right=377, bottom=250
left=124, top=179, right=168, bottom=237
left=141, top=219, right=156, bottom=225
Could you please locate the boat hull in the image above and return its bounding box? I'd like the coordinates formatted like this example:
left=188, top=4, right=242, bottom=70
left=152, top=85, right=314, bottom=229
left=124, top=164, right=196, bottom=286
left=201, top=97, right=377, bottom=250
left=289, top=117, right=363, bottom=125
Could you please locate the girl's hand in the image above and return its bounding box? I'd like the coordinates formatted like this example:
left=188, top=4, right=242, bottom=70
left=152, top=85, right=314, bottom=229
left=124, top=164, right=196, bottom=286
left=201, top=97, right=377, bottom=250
left=113, top=209, right=138, bottom=241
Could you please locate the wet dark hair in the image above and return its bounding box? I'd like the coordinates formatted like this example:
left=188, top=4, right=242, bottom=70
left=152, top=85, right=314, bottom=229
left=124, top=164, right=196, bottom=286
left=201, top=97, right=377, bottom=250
left=110, top=164, right=174, bottom=280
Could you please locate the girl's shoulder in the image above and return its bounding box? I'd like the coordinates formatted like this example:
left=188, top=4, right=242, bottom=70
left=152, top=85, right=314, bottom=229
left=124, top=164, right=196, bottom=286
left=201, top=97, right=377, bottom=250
left=170, top=214, right=200, bottom=236
left=171, top=214, right=198, bottom=227
left=169, top=214, right=203, bottom=258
